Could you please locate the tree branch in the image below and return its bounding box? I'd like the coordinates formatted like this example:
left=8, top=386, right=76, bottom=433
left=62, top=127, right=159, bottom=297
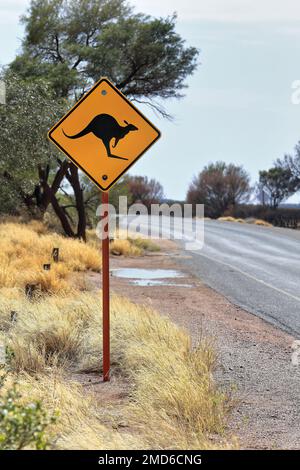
left=131, top=98, right=173, bottom=120
left=54, top=34, right=64, bottom=63
left=51, top=160, right=69, bottom=193
left=116, top=63, right=147, bottom=90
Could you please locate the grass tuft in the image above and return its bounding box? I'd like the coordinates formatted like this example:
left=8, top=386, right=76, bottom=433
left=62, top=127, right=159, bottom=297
left=253, top=219, right=273, bottom=227
left=110, top=239, right=142, bottom=256
left=218, top=216, right=245, bottom=223
left=218, top=216, right=272, bottom=227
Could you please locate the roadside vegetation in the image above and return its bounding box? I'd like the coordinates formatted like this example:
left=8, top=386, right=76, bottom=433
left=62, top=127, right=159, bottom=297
left=217, top=206, right=299, bottom=229
left=186, top=154, right=300, bottom=229
left=217, top=216, right=272, bottom=227
left=0, top=221, right=101, bottom=293
left=253, top=219, right=273, bottom=227
left=0, top=220, right=232, bottom=450
left=109, top=235, right=160, bottom=256
left=0, top=221, right=159, bottom=294
left=218, top=217, right=246, bottom=224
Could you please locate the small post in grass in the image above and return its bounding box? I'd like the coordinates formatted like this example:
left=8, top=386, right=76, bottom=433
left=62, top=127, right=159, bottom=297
left=102, top=190, right=110, bottom=382
left=10, top=311, right=17, bottom=323
left=52, top=248, right=59, bottom=263
left=25, top=283, right=37, bottom=299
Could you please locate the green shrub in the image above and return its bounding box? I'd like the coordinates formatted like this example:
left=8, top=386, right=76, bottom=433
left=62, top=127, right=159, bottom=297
left=129, top=237, right=160, bottom=252
left=0, top=374, right=57, bottom=450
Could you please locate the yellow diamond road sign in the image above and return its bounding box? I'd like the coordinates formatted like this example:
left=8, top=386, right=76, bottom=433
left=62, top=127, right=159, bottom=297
left=48, top=78, right=161, bottom=191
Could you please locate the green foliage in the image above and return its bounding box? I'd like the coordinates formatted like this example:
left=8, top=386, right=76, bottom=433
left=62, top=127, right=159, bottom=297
left=275, top=141, right=300, bottom=189
left=0, top=374, right=57, bottom=450
left=129, top=237, right=160, bottom=252
left=0, top=72, right=63, bottom=172
left=10, top=0, right=199, bottom=116
left=11, top=54, right=79, bottom=99
left=0, top=180, right=20, bottom=216
left=84, top=14, right=199, bottom=110
left=11, top=0, right=129, bottom=98
left=0, top=71, right=66, bottom=214
left=259, top=167, right=297, bottom=208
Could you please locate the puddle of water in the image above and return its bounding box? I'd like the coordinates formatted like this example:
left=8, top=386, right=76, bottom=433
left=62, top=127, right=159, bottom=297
left=112, top=268, right=184, bottom=280
left=111, top=268, right=191, bottom=288
left=131, top=279, right=192, bottom=287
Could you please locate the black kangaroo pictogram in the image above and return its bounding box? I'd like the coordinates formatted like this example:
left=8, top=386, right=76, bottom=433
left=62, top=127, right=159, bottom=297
left=63, top=113, right=138, bottom=161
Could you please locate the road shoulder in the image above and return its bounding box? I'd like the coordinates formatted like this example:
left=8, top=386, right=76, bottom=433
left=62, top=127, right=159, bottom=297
left=92, top=240, right=300, bottom=449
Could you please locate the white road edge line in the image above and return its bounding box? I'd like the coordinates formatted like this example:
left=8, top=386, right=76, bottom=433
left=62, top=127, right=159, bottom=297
left=192, top=249, right=300, bottom=304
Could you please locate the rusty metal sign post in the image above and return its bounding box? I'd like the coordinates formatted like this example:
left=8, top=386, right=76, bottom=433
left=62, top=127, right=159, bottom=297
left=48, top=77, right=161, bottom=382
left=101, top=190, right=110, bottom=381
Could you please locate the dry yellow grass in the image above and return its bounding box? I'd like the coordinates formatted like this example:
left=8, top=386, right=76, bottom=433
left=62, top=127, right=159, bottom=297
left=218, top=216, right=272, bottom=227
left=253, top=219, right=272, bottom=227
left=109, top=239, right=142, bottom=256
left=1, top=371, right=138, bottom=450
left=26, top=219, right=49, bottom=235
left=218, top=216, right=245, bottom=223
left=109, top=229, right=160, bottom=256
left=0, top=220, right=233, bottom=449
left=0, top=221, right=158, bottom=293
left=0, top=222, right=101, bottom=293
left=0, top=289, right=233, bottom=449
left=218, top=216, right=237, bottom=222
left=87, top=228, right=159, bottom=256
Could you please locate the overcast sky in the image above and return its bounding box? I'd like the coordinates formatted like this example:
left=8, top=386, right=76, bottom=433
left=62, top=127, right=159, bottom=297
left=1, top=0, right=300, bottom=200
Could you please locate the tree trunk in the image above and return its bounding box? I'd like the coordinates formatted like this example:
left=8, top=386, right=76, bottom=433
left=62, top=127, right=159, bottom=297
left=4, top=161, right=86, bottom=240
left=50, top=195, right=76, bottom=237
left=68, top=164, right=87, bottom=241
left=38, top=162, right=76, bottom=238
left=39, top=161, right=86, bottom=240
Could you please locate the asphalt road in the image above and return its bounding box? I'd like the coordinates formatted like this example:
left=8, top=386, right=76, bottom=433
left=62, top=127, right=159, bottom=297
left=177, top=220, right=300, bottom=337
left=119, top=215, right=300, bottom=336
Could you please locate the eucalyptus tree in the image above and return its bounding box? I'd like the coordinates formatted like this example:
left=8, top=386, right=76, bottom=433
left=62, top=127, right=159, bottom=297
left=259, top=167, right=297, bottom=208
